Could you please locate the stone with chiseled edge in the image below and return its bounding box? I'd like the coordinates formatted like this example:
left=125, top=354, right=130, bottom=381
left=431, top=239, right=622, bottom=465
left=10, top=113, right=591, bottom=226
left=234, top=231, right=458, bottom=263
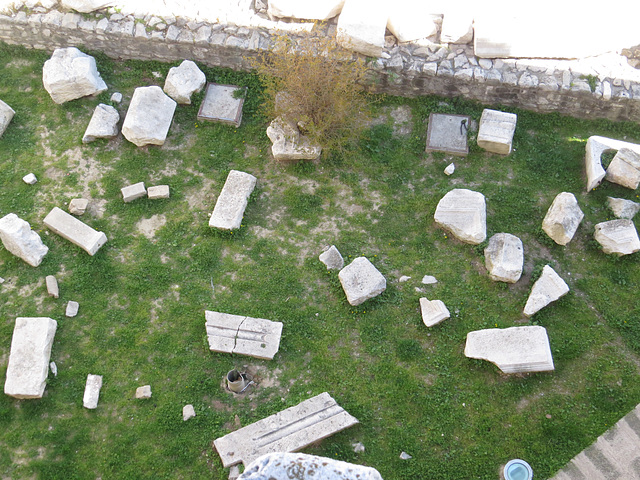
left=434, top=188, right=486, bottom=244
left=4, top=317, right=57, bottom=399
left=266, top=117, right=321, bottom=162
left=607, top=197, right=640, bottom=219
left=238, top=452, right=383, bottom=480
left=83, top=374, right=103, bottom=409
left=523, top=265, right=569, bottom=317
left=0, top=98, right=15, bottom=137
left=484, top=233, right=524, bottom=283
left=338, top=257, right=386, bottom=306
left=82, top=103, right=119, bottom=143
left=163, top=60, right=206, bottom=104
left=336, top=0, right=387, bottom=57
left=542, top=192, right=584, bottom=246
left=477, top=109, right=517, bottom=155
left=594, top=219, right=640, bottom=256
left=0, top=213, right=49, bottom=267
left=465, top=326, right=554, bottom=374
left=43, top=207, right=107, bottom=256
left=122, top=86, right=177, bottom=147
left=42, top=47, right=107, bottom=104
left=584, top=136, right=640, bottom=191
left=606, top=148, right=640, bottom=189
left=419, top=297, right=450, bottom=327
left=209, top=170, right=257, bottom=230
left=319, top=245, right=344, bottom=270
left=214, top=392, right=359, bottom=467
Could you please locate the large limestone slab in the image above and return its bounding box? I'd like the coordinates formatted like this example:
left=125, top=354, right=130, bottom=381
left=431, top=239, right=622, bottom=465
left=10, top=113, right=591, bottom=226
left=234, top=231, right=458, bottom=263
left=42, top=47, right=107, bottom=104
left=606, top=148, right=640, bottom=189
left=585, top=136, right=640, bottom=191
left=336, top=0, right=387, bottom=57
left=4, top=317, right=57, bottom=399
left=268, top=0, right=345, bottom=20
left=82, top=103, right=119, bottom=143
left=441, top=12, right=474, bottom=44
left=214, top=392, right=359, bottom=467
left=239, top=453, right=383, bottom=480
left=122, top=86, right=177, bottom=147
left=465, top=326, right=554, bottom=374
left=477, top=109, right=517, bottom=155
left=484, top=233, right=523, bottom=283
left=0, top=213, right=49, bottom=267
left=608, top=197, right=640, bottom=219
left=434, top=188, right=486, bottom=244
left=542, top=192, right=584, bottom=246
left=387, top=2, right=440, bottom=43
left=523, top=265, right=569, bottom=317
left=266, top=117, right=321, bottom=162
left=594, top=219, right=640, bottom=256
left=43, top=207, right=107, bottom=256
left=163, top=60, right=206, bottom=105
left=419, top=298, right=450, bottom=327
left=209, top=170, right=257, bottom=230
left=338, top=257, right=386, bottom=306
left=0, top=98, right=15, bottom=137
left=205, top=311, right=283, bottom=360
left=82, top=374, right=103, bottom=409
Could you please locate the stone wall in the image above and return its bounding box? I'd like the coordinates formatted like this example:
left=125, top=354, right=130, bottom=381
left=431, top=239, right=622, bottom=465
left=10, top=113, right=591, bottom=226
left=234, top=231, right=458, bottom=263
left=2, top=4, right=640, bottom=123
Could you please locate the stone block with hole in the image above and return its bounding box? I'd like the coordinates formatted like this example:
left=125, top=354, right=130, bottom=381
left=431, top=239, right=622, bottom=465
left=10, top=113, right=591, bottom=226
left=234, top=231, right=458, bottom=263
left=338, top=257, right=386, bottom=306
left=477, top=109, right=517, bottom=155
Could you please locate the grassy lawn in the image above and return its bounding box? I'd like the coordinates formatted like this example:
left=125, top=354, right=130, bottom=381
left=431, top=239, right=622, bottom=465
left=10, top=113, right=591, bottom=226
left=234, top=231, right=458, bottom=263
left=1, top=43, right=640, bottom=479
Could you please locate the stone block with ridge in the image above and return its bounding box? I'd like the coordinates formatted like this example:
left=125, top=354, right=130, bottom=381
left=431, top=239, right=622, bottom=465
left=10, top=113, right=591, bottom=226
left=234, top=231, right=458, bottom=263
left=419, top=298, right=450, bottom=327
left=209, top=170, right=257, bottom=230
left=477, top=109, right=517, bottom=155
left=43, top=207, right=107, bottom=256
left=338, top=257, right=386, bottom=306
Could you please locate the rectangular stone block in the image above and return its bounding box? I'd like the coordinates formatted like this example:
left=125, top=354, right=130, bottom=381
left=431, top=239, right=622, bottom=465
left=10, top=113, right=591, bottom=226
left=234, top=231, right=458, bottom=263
left=121, top=182, right=147, bottom=202
left=336, top=0, right=386, bottom=57
left=205, top=310, right=283, bottom=360
left=209, top=170, right=257, bottom=230
left=83, top=374, right=103, bottom=409
left=477, top=108, right=517, bottom=155
left=214, top=392, right=359, bottom=467
left=43, top=207, right=107, bottom=256
left=147, top=185, right=170, bottom=199
left=4, top=317, right=57, bottom=399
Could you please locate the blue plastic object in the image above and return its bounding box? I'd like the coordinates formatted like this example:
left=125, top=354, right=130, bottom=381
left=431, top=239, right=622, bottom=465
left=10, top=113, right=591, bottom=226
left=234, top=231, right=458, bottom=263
left=504, top=459, right=533, bottom=480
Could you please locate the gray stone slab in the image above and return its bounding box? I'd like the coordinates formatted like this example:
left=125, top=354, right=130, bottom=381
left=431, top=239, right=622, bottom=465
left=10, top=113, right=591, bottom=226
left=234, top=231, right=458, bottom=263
left=205, top=310, right=283, bottom=360
left=425, top=113, right=470, bottom=156
left=4, top=317, right=57, bottom=399
left=197, top=83, right=246, bottom=127
left=82, top=374, right=102, bottom=409
left=214, top=392, right=359, bottom=467
left=43, top=207, right=107, bottom=256
left=209, top=170, right=257, bottom=230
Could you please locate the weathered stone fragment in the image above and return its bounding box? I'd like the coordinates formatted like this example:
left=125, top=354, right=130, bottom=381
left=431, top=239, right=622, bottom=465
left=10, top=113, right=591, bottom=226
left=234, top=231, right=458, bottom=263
left=606, top=148, right=640, bottom=189
left=444, top=163, right=455, bottom=175
left=484, top=233, right=524, bottom=283
left=183, top=404, right=196, bottom=421
left=121, top=182, right=147, bottom=202
left=22, top=173, right=37, bottom=184
left=0, top=213, right=48, bottom=267
left=122, top=86, right=176, bottom=147
left=163, top=60, right=206, bottom=104
left=66, top=300, right=79, bottom=317
left=42, top=47, right=107, bottom=104
left=441, top=12, right=474, bottom=44
left=585, top=136, right=640, bottom=191
left=110, top=92, right=122, bottom=103
left=422, top=275, right=437, bottom=284
left=434, top=189, right=486, bottom=244
left=477, top=109, right=517, bottom=155
left=238, top=453, right=383, bottom=480
left=135, top=385, right=152, bottom=399
left=147, top=185, right=170, bottom=199
left=46, top=275, right=59, bottom=298
left=419, top=297, right=450, bottom=327
left=43, top=207, right=107, bottom=256
left=542, top=192, right=584, bottom=245
left=338, top=257, right=386, bottom=306
left=61, top=0, right=114, bottom=13
left=83, top=374, right=103, bottom=409
left=336, top=0, right=387, bottom=57
left=267, top=0, right=344, bottom=20
left=69, top=198, right=89, bottom=215
left=319, top=245, right=344, bottom=270
left=214, top=392, right=359, bottom=467
left=197, top=83, right=246, bottom=127
left=594, top=219, right=640, bottom=256
left=387, top=3, right=440, bottom=43
left=266, top=117, right=321, bottom=161
left=607, top=197, right=640, bottom=219
left=0, top=98, right=15, bottom=137
left=4, top=317, right=57, bottom=399
left=465, top=326, right=554, bottom=373
left=209, top=170, right=257, bottom=230
left=82, top=103, right=119, bottom=143
left=523, top=265, right=569, bottom=317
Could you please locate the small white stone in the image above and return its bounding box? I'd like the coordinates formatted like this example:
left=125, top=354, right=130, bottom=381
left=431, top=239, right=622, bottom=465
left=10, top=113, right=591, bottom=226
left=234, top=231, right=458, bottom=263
left=183, top=404, right=196, bottom=421
left=121, top=182, right=147, bottom=202
left=110, top=92, right=122, bottom=103
left=319, top=245, right=344, bottom=270
left=68, top=198, right=89, bottom=215
left=400, top=451, right=412, bottom=460
left=66, top=300, right=79, bottom=317
left=23, top=173, right=37, bottom=184
left=49, top=361, right=57, bottom=377
left=135, top=385, right=152, bottom=399
left=147, top=185, right=170, bottom=199
left=422, top=275, right=437, bottom=284
left=0, top=277, right=4, bottom=284
left=420, top=297, right=450, bottom=327
left=352, top=442, right=365, bottom=453
left=444, top=163, right=455, bottom=175
left=399, top=275, right=411, bottom=282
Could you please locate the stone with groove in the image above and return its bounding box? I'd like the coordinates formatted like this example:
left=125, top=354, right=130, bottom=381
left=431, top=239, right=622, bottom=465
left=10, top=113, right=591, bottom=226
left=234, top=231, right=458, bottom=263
left=0, top=213, right=49, bottom=267
left=338, top=257, right=386, bottom=306
left=43, top=207, right=107, bottom=256
left=523, top=265, right=569, bottom=317
left=419, top=297, right=450, bottom=327
left=209, top=170, right=257, bottom=230
left=542, top=192, right=584, bottom=246
left=434, top=188, right=486, bottom=244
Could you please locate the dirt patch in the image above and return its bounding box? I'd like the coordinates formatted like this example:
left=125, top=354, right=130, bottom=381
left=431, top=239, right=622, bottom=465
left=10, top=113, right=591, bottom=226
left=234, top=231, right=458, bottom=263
left=136, top=214, right=167, bottom=240
left=185, top=176, right=215, bottom=211
left=390, top=105, right=413, bottom=137
left=5, top=59, right=34, bottom=68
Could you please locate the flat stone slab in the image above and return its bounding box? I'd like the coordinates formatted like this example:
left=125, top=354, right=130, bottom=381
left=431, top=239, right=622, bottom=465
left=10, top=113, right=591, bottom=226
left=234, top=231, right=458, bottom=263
left=319, top=245, right=344, bottom=270
left=205, top=310, right=283, bottom=360
left=122, top=86, right=176, bottom=147
left=0, top=213, right=49, bottom=267
left=425, top=113, right=470, bottom=156
left=523, top=265, right=569, bottom=317
left=4, top=317, right=57, bottom=399
left=43, top=207, right=107, bottom=256
left=42, top=47, right=107, bottom=104
left=214, top=392, right=359, bottom=467
left=338, top=257, right=386, bottom=306
left=606, top=148, right=640, bottom=189
left=434, top=188, right=486, bottom=244
left=0, top=98, right=15, bottom=137
left=594, top=219, right=640, bottom=256
left=419, top=298, right=450, bottom=327
left=83, top=374, right=103, bottom=409
left=608, top=197, right=640, bottom=219
left=209, top=170, right=257, bottom=230
left=66, top=301, right=79, bottom=317
left=239, top=453, right=383, bottom=480
left=121, top=182, right=147, bottom=202
left=465, top=326, right=554, bottom=374
left=82, top=103, right=119, bottom=143
left=197, top=83, right=246, bottom=127
left=542, top=192, right=584, bottom=246
left=477, top=109, right=517, bottom=155
left=585, top=136, right=640, bottom=191
left=484, top=233, right=524, bottom=283
left=336, top=0, right=386, bottom=57
left=164, top=60, right=206, bottom=104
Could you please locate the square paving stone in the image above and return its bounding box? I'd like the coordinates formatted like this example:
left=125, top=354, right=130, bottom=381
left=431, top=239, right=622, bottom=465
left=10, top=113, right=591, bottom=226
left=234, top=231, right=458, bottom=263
left=197, top=83, right=247, bottom=127
left=426, top=113, right=470, bottom=156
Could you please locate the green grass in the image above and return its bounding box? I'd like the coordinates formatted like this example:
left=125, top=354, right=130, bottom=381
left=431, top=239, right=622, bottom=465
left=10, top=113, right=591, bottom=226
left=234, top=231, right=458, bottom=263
left=1, top=42, right=640, bottom=479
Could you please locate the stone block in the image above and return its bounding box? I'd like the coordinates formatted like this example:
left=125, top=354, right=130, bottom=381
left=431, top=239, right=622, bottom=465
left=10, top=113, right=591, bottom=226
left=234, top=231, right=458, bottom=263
left=163, top=60, right=206, bottom=104
left=484, top=233, right=523, bottom=283
left=266, top=117, right=321, bottom=162
left=122, top=86, right=176, bottom=147
left=387, top=3, right=440, bottom=43
left=268, top=0, right=344, bottom=20
left=419, top=297, right=450, bottom=327
left=42, top=47, right=107, bottom=104
left=209, top=170, right=257, bottom=230
left=319, top=245, right=344, bottom=270
left=336, top=0, right=387, bottom=57
left=69, top=198, right=89, bottom=215
left=523, top=265, right=569, bottom=317
left=338, top=257, right=386, bottom=306
left=197, top=83, right=246, bottom=127
left=0, top=213, right=48, bottom=267
left=46, top=275, right=59, bottom=298
left=61, top=0, right=115, bottom=13
left=214, top=392, right=359, bottom=467
left=606, top=148, right=640, bottom=189
left=82, top=103, right=119, bottom=143
left=434, top=188, right=486, bottom=244
left=147, top=185, right=170, bottom=199
left=477, top=109, right=517, bottom=155
left=607, top=197, right=640, bottom=219
left=43, top=207, right=107, bottom=256
left=135, top=385, right=152, bottom=399
left=22, top=173, right=37, bottom=184
left=542, top=192, right=584, bottom=246
left=4, top=317, right=57, bottom=399
left=425, top=113, right=470, bottom=156
left=82, top=374, right=103, bottom=409
left=594, top=219, right=640, bottom=256
left=66, top=300, right=79, bottom=317
left=0, top=98, right=15, bottom=137
left=584, top=136, right=640, bottom=191
left=205, top=311, right=283, bottom=360
left=121, top=182, right=147, bottom=202
left=440, top=12, right=474, bottom=44
left=465, top=326, right=554, bottom=374
left=183, top=404, right=196, bottom=421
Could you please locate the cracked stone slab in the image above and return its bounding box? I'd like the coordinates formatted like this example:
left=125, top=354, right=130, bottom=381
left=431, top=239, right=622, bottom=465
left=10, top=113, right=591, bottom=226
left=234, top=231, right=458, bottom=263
left=214, top=392, right=359, bottom=467
left=205, top=310, right=283, bottom=360
left=209, top=170, right=257, bottom=230
left=434, top=188, right=486, bottom=244
left=607, top=197, right=640, bottom=219
left=594, top=219, right=640, bottom=256
left=523, top=265, right=569, bottom=317
left=43, top=207, right=107, bottom=256
left=585, top=136, right=640, bottom=191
